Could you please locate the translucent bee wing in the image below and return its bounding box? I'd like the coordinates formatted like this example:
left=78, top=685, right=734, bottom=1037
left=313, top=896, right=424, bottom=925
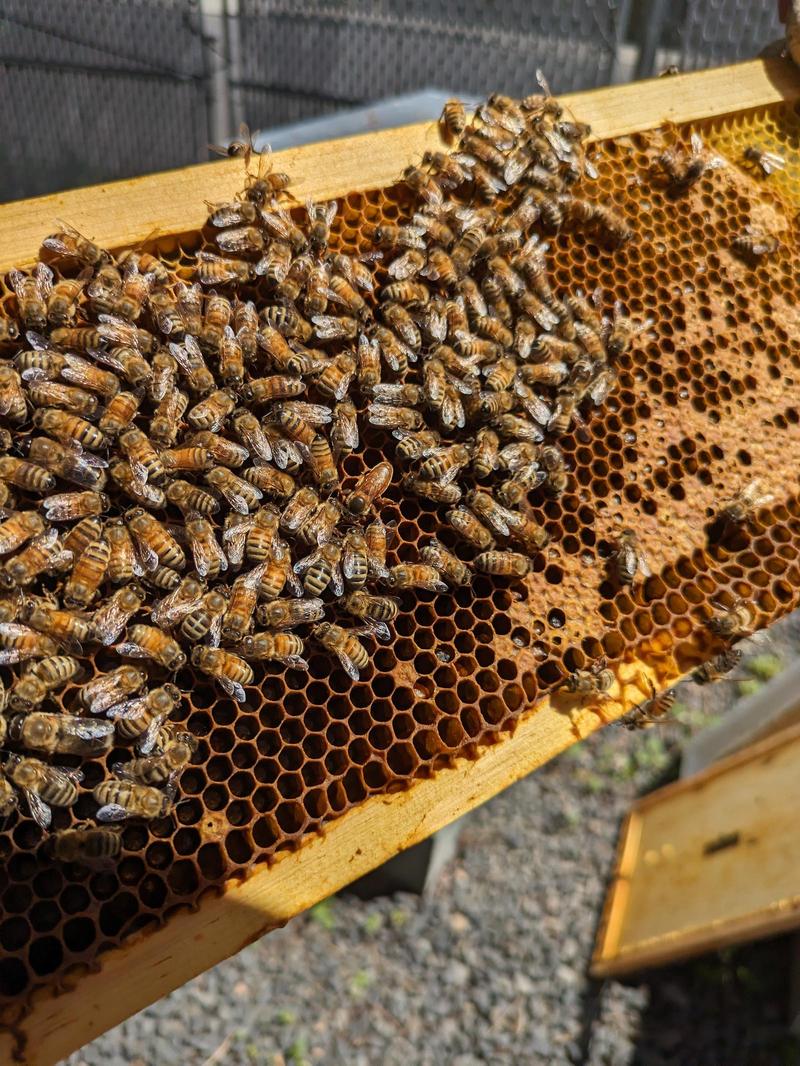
left=206, top=612, right=223, bottom=649
left=41, top=234, right=77, bottom=257
left=330, top=564, right=345, bottom=599
left=329, top=645, right=361, bottom=682
left=151, top=585, right=203, bottom=628
left=25, top=330, right=52, bottom=351
left=113, top=641, right=149, bottom=659
left=292, top=546, right=321, bottom=575
left=221, top=518, right=251, bottom=567
left=96, top=803, right=130, bottom=823
left=92, top=598, right=134, bottom=646
left=0, top=622, right=37, bottom=640
left=284, top=568, right=304, bottom=598
left=359, top=619, right=391, bottom=642
left=285, top=654, right=309, bottom=670
left=387, top=250, right=422, bottom=280
left=236, top=422, right=273, bottom=463
left=106, top=696, right=147, bottom=721
left=24, top=789, right=52, bottom=830
left=504, top=151, right=531, bottom=186
left=20, top=366, right=50, bottom=383
left=110, top=761, right=138, bottom=782
left=132, top=537, right=159, bottom=573
left=218, top=676, right=247, bottom=703
left=139, top=712, right=168, bottom=754
left=72, top=719, right=115, bottom=742
left=637, top=551, right=652, bottom=579
left=311, top=315, right=356, bottom=341
left=228, top=489, right=255, bottom=515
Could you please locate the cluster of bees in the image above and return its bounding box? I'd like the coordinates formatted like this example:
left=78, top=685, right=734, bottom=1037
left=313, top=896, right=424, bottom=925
left=0, top=84, right=782, bottom=862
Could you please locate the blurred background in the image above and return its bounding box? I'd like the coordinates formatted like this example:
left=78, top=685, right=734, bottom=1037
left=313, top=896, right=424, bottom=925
left=0, top=0, right=784, bottom=203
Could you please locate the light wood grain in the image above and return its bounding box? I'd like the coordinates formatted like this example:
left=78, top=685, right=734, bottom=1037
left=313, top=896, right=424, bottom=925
left=1, top=57, right=799, bottom=1064
left=0, top=57, right=798, bottom=273
left=592, top=721, right=800, bottom=978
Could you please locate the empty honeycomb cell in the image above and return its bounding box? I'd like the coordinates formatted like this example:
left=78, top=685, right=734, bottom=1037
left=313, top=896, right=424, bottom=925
left=167, top=861, right=199, bottom=896
left=0, top=917, right=31, bottom=952
left=224, top=830, right=254, bottom=863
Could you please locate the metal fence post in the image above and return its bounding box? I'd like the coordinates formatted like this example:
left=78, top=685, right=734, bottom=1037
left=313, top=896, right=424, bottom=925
left=634, top=0, right=670, bottom=79
left=198, top=0, right=232, bottom=151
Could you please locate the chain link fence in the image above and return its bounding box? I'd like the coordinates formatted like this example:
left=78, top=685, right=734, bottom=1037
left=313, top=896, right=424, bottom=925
left=0, top=0, right=786, bottom=203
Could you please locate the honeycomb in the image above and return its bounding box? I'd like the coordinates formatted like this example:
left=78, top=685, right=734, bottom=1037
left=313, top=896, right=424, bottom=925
left=2, top=100, right=800, bottom=1036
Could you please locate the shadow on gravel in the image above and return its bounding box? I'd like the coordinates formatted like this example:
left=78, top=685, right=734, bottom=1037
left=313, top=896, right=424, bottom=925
left=575, top=934, right=800, bottom=1065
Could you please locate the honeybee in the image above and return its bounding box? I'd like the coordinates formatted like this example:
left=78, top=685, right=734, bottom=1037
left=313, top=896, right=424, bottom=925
left=168, top=335, right=215, bottom=396
left=51, top=824, right=123, bottom=864
left=404, top=475, right=462, bottom=504
left=373, top=222, right=426, bottom=251
left=315, top=352, right=357, bottom=400
left=297, top=499, right=341, bottom=547
left=364, top=516, right=392, bottom=579
left=29, top=436, right=108, bottom=491
left=383, top=563, right=447, bottom=593
left=196, top=251, right=252, bottom=285
left=114, top=730, right=197, bottom=787
left=117, top=427, right=165, bottom=486
left=192, top=645, right=253, bottom=703
left=42, top=222, right=110, bottom=266
left=94, top=778, right=177, bottom=822
left=92, top=584, right=146, bottom=645
left=0, top=456, right=55, bottom=493
left=0, top=767, right=16, bottom=819
left=420, top=538, right=471, bottom=587
left=393, top=427, right=441, bottom=462
left=190, top=430, right=249, bottom=468
left=205, top=466, right=263, bottom=514
left=42, top=490, right=109, bottom=523
left=417, top=443, right=471, bottom=485
left=256, top=596, right=325, bottom=630
left=0, top=365, right=27, bottom=421
left=440, top=99, right=467, bottom=142
left=0, top=308, right=21, bottom=346
left=707, top=597, right=755, bottom=639
left=165, top=479, right=219, bottom=515
left=732, top=227, right=779, bottom=259
left=6, top=755, right=82, bottom=829
left=313, top=621, right=372, bottom=680
left=32, top=407, right=105, bottom=450
left=305, top=434, right=338, bottom=496
left=720, top=478, right=775, bottom=525
left=238, top=631, right=306, bottom=669
left=613, top=529, right=651, bottom=585
left=743, top=145, right=785, bottom=176
left=17, top=602, right=89, bottom=654
left=368, top=403, right=422, bottom=430
left=108, top=682, right=181, bottom=746
left=474, top=550, right=532, bottom=577
left=621, top=682, right=677, bottom=731
left=655, top=131, right=723, bottom=192
left=539, top=444, right=568, bottom=496
left=294, top=541, right=343, bottom=597
left=0, top=622, right=58, bottom=664
left=98, top=390, right=143, bottom=438
left=109, top=460, right=166, bottom=510
left=228, top=411, right=272, bottom=467
left=63, top=515, right=104, bottom=557
left=328, top=399, right=358, bottom=462
left=0, top=511, right=46, bottom=555
left=64, top=536, right=110, bottom=608
left=187, top=388, right=236, bottom=432
left=342, top=590, right=400, bottom=640
left=693, top=648, right=742, bottom=685
left=562, top=657, right=615, bottom=708
left=464, top=490, right=517, bottom=538
left=115, top=622, right=186, bottom=671
left=255, top=241, right=293, bottom=284
left=10, top=263, right=51, bottom=331
left=149, top=388, right=189, bottom=445
left=8, top=711, right=114, bottom=758
left=161, top=445, right=213, bottom=474
left=185, top=512, right=228, bottom=578
left=26, top=378, right=100, bottom=418
left=9, top=654, right=82, bottom=711
left=221, top=563, right=266, bottom=642
left=1, top=528, right=72, bottom=589
left=125, top=509, right=185, bottom=572
left=446, top=506, right=495, bottom=549
left=181, top=587, right=228, bottom=643
left=80, top=664, right=147, bottom=714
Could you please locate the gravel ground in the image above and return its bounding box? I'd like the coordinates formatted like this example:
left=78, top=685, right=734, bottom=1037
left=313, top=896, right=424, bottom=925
left=65, top=619, right=800, bottom=1066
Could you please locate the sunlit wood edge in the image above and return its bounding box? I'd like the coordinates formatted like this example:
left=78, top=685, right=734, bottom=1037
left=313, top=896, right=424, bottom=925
left=0, top=58, right=798, bottom=272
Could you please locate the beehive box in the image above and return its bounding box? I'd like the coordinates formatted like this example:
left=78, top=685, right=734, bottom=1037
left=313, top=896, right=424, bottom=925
left=2, top=58, right=800, bottom=1065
